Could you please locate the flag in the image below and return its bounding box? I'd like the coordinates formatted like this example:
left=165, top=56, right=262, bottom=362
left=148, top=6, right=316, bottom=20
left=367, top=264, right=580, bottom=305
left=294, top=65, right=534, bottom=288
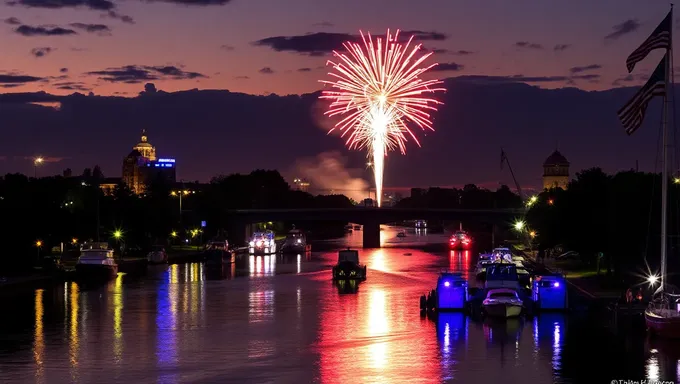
left=500, top=149, right=507, bottom=170
left=618, top=54, right=667, bottom=135
left=626, top=9, right=672, bottom=73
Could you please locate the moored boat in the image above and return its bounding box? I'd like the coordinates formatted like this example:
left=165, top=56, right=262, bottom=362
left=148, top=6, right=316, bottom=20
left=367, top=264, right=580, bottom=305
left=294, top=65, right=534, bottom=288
left=76, top=242, right=118, bottom=281
left=482, top=288, right=523, bottom=318
left=281, top=229, right=310, bottom=253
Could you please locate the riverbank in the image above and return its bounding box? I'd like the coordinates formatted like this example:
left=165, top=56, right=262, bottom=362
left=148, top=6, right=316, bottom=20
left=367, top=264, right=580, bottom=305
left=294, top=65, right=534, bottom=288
left=520, top=249, right=623, bottom=301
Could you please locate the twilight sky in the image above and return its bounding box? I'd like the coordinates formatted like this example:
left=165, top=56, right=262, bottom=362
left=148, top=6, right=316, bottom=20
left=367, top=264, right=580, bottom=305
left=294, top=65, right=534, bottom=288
left=0, top=0, right=677, bottom=198
left=0, top=0, right=674, bottom=95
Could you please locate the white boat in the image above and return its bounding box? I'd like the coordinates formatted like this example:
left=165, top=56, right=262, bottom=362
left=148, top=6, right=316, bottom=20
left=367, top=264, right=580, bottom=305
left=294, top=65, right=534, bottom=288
left=249, top=231, right=276, bottom=255
left=483, top=288, right=523, bottom=318
left=76, top=242, right=118, bottom=280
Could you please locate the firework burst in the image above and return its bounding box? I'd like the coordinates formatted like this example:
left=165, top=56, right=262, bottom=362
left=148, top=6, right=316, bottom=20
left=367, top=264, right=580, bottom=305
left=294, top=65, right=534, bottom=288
left=319, top=29, right=445, bottom=207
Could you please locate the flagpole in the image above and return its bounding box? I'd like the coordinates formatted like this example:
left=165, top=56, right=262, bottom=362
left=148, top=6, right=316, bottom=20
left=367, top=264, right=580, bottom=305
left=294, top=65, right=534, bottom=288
left=660, top=4, right=673, bottom=293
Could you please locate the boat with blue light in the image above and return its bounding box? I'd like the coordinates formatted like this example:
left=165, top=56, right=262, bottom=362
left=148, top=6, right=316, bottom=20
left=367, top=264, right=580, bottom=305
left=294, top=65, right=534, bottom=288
left=420, top=271, right=469, bottom=312
left=531, top=273, right=568, bottom=311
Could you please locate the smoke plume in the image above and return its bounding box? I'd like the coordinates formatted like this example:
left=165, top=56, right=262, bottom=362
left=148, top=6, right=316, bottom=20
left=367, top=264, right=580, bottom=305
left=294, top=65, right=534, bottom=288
left=290, top=151, right=369, bottom=202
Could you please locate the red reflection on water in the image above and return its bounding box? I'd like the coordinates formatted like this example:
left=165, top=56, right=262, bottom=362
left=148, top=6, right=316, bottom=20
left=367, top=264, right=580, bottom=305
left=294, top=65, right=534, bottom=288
left=317, top=270, right=441, bottom=383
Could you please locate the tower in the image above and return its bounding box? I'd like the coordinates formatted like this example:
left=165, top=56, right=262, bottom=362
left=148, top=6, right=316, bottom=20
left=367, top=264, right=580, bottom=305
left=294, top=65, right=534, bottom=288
left=542, top=150, right=569, bottom=190
left=132, top=129, right=156, bottom=161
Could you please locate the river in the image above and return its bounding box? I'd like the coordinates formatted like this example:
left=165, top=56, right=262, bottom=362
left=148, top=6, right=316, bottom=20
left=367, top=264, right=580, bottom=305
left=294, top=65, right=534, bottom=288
left=0, top=226, right=677, bottom=383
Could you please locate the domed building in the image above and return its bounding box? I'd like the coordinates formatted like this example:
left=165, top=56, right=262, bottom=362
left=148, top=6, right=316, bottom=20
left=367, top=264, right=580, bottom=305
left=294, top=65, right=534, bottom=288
left=122, top=130, right=176, bottom=194
left=132, top=129, right=156, bottom=161
left=542, top=150, right=570, bottom=190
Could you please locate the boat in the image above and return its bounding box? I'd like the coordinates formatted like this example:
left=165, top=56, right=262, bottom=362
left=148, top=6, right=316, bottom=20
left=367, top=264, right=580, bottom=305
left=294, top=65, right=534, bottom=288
left=484, top=263, right=522, bottom=291
left=353, top=225, right=361, bottom=230
left=147, top=245, right=168, bottom=264
left=482, top=288, right=523, bottom=318
left=205, top=249, right=233, bottom=266
left=332, top=249, right=367, bottom=280
left=420, top=271, right=469, bottom=312
left=397, top=231, right=406, bottom=238
left=449, top=230, right=471, bottom=250
left=281, top=229, right=310, bottom=253
left=640, top=8, right=680, bottom=338
left=248, top=231, right=276, bottom=255
left=76, top=242, right=118, bottom=280
left=415, top=220, right=427, bottom=228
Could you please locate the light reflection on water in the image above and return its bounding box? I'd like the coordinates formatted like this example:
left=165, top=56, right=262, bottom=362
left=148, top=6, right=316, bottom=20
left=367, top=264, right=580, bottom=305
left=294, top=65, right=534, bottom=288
left=0, top=228, right=678, bottom=382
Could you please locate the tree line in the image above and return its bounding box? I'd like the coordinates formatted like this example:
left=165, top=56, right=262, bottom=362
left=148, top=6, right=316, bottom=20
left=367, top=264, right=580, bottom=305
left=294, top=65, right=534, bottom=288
left=525, top=167, right=680, bottom=282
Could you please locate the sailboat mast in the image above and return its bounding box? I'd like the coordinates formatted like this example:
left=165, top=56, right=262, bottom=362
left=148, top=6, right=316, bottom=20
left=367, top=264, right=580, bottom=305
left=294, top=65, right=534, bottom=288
left=661, top=5, right=673, bottom=293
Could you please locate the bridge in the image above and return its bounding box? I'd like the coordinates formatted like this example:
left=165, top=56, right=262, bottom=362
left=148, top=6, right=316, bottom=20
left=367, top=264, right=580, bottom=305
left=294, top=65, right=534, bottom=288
left=226, top=207, right=525, bottom=248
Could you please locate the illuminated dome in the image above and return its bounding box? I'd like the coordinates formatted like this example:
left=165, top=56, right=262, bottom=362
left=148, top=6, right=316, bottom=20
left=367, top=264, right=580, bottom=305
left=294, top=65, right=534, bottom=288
left=543, top=150, right=569, bottom=167
left=132, top=129, right=156, bottom=160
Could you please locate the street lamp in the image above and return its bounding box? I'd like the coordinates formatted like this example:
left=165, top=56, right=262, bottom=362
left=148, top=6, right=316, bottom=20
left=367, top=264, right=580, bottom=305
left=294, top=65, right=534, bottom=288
left=113, top=229, right=122, bottom=240
left=35, top=240, right=42, bottom=262
left=529, top=230, right=536, bottom=238
left=513, top=220, right=525, bottom=231
left=33, top=156, right=44, bottom=178
left=170, top=189, right=194, bottom=227
left=526, top=195, right=538, bottom=207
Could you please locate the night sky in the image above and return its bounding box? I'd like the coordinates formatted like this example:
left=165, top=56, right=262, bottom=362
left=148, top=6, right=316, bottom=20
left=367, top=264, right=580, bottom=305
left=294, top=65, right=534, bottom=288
left=0, top=0, right=676, bottom=198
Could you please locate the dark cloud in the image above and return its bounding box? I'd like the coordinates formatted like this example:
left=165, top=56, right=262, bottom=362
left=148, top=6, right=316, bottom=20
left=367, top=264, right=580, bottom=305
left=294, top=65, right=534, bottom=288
left=0, top=80, right=667, bottom=191
left=253, top=30, right=447, bottom=56
left=452, top=50, right=474, bottom=55
left=432, top=62, right=464, bottom=72
left=612, top=73, right=648, bottom=86
left=605, top=19, right=640, bottom=40
left=30, top=47, right=54, bottom=58
left=297, top=68, right=312, bottom=72
left=553, top=44, right=571, bottom=51
left=102, top=10, right=134, bottom=24
left=259, top=67, right=275, bottom=74
left=15, top=24, right=77, bottom=36
left=0, top=74, right=44, bottom=86
left=54, top=81, right=90, bottom=91
left=570, top=64, right=602, bottom=74
left=313, top=21, right=334, bottom=27
left=60, top=67, right=68, bottom=73
left=143, top=0, right=233, bottom=5
left=572, top=74, right=600, bottom=81
left=234, top=75, right=249, bottom=80
left=86, top=65, right=207, bottom=83
left=4, top=17, right=21, bottom=25
left=220, top=45, right=235, bottom=51
left=7, top=0, right=115, bottom=10
left=515, top=41, right=543, bottom=50
left=70, top=23, right=111, bottom=35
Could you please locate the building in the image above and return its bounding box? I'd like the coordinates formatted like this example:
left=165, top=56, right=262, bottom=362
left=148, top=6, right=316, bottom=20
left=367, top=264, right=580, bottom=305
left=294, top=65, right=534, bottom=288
left=99, top=177, right=121, bottom=196
left=542, top=150, right=570, bottom=190
left=122, top=130, right=177, bottom=194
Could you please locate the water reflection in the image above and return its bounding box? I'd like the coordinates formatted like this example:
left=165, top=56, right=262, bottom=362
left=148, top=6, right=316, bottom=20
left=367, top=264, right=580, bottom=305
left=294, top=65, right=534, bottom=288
left=112, top=274, right=124, bottom=364
left=533, top=314, right=566, bottom=376
left=437, top=313, right=468, bottom=381
left=68, top=281, right=80, bottom=381
left=156, top=264, right=179, bottom=384
left=367, top=289, right=389, bottom=369
left=249, top=255, right=276, bottom=277
left=33, top=289, right=44, bottom=381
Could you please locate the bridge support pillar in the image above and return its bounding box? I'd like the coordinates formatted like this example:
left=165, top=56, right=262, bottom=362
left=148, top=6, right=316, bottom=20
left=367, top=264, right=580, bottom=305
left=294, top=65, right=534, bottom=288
left=362, top=221, right=381, bottom=248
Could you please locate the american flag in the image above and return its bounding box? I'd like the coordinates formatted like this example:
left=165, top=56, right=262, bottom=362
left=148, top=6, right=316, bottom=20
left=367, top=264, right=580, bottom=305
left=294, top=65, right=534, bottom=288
left=626, top=9, right=672, bottom=73
left=618, top=54, right=667, bottom=135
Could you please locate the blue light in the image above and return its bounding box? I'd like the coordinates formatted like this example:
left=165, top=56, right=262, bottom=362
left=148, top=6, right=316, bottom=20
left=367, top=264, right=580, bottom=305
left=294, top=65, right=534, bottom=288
left=154, top=163, right=160, bottom=167
left=553, top=282, right=560, bottom=287
left=444, top=281, right=450, bottom=287
left=158, top=158, right=176, bottom=163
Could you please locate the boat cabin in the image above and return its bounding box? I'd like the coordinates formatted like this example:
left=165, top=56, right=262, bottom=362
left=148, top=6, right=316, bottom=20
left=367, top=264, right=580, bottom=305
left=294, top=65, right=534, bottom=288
left=338, top=249, right=360, bottom=264
left=484, top=264, right=521, bottom=290
left=532, top=274, right=568, bottom=310
left=436, top=272, right=468, bottom=310
left=485, top=288, right=520, bottom=301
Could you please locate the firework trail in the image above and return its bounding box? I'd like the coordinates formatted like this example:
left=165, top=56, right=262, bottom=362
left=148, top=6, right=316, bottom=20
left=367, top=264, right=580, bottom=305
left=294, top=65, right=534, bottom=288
left=319, top=29, right=445, bottom=207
